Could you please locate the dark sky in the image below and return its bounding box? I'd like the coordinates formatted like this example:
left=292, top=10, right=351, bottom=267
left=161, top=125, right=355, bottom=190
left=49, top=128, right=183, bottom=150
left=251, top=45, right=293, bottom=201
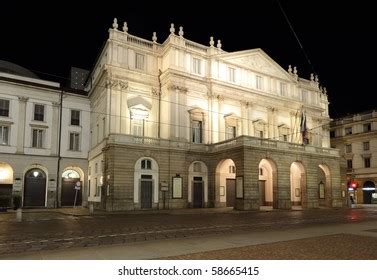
left=0, top=1, right=375, bottom=118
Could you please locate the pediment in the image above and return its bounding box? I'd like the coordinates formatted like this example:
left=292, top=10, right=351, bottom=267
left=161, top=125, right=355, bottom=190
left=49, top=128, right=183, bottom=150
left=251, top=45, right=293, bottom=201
left=218, top=49, right=292, bottom=81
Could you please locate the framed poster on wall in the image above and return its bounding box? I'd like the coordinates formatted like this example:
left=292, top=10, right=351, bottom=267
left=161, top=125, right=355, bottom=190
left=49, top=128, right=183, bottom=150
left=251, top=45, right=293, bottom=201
left=236, top=176, right=243, bottom=198
left=172, top=176, right=182, bottom=199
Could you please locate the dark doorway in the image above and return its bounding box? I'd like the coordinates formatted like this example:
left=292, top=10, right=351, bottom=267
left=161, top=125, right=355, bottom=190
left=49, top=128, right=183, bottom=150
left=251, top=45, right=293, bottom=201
left=193, top=176, right=203, bottom=208
left=0, top=184, right=12, bottom=207
left=363, top=181, right=376, bottom=204
left=24, top=169, right=46, bottom=207
left=226, top=179, right=235, bottom=207
left=61, top=179, right=82, bottom=206
left=141, top=175, right=153, bottom=209
left=259, top=180, right=266, bottom=206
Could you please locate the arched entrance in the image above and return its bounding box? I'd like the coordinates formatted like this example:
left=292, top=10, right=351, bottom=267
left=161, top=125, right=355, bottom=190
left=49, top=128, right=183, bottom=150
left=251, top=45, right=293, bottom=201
left=363, top=181, right=376, bottom=204
left=258, top=159, right=278, bottom=209
left=24, top=168, right=46, bottom=207
left=61, top=169, right=82, bottom=206
left=318, top=164, right=331, bottom=207
left=215, top=159, right=236, bottom=208
left=189, top=161, right=208, bottom=208
left=290, top=162, right=306, bottom=207
left=134, top=157, right=159, bottom=209
left=0, top=162, right=14, bottom=208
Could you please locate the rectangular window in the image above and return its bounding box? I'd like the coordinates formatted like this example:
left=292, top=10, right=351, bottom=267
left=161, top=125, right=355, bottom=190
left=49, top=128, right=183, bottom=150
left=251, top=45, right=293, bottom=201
left=132, top=119, right=143, bottom=136
left=363, top=123, right=371, bottom=132
left=88, top=179, right=91, bottom=197
left=226, top=126, right=236, bottom=140
left=345, top=127, right=352, bottom=135
left=0, top=99, right=10, bottom=117
left=256, top=75, right=263, bottom=90
left=95, top=163, right=98, bottom=173
left=70, top=110, right=80, bottom=126
left=192, top=58, right=202, bottom=75
left=0, top=126, right=9, bottom=145
left=283, top=134, right=288, bottom=142
left=347, top=160, right=353, bottom=169
left=69, top=132, right=80, bottom=151
left=280, top=83, right=287, bottom=96
left=32, top=129, right=43, bottom=148
left=345, top=144, right=352, bottom=153
left=330, top=130, right=335, bottom=138
left=96, top=123, right=99, bottom=143
left=192, top=120, right=202, bottom=143
left=102, top=117, right=106, bottom=138
left=88, top=166, right=91, bottom=176
left=259, top=130, right=264, bottom=138
left=34, top=104, right=45, bottom=121
left=135, top=53, right=145, bottom=70
left=229, top=165, right=236, bottom=174
left=228, top=67, right=236, bottom=82
left=95, top=178, right=99, bottom=196
left=365, top=158, right=371, bottom=168
left=363, top=141, right=370, bottom=151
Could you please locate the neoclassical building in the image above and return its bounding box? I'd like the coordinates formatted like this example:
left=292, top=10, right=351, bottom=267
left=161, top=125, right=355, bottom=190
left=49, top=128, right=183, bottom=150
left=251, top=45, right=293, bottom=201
left=86, top=20, right=344, bottom=211
left=0, top=61, right=90, bottom=208
left=330, top=110, right=377, bottom=204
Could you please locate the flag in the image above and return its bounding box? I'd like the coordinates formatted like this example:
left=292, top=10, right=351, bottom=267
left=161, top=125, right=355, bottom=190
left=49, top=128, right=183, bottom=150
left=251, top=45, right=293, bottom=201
left=300, top=111, right=309, bottom=145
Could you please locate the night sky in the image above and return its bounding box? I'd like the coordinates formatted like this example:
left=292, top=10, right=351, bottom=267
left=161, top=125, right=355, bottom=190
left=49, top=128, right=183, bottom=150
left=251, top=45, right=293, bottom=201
left=0, top=1, right=375, bottom=118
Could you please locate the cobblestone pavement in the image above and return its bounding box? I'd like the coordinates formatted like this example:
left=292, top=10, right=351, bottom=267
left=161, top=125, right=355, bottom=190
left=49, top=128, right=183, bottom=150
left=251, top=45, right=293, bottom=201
left=1, top=207, right=377, bottom=257
left=163, top=234, right=377, bottom=259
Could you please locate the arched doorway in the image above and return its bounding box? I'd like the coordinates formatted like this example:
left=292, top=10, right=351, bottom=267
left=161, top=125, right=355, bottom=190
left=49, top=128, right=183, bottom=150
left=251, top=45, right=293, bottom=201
left=363, top=181, right=376, bottom=204
left=259, top=159, right=278, bottom=209
left=189, top=161, right=208, bottom=208
left=61, top=169, right=82, bottom=206
left=24, top=168, right=46, bottom=207
left=318, top=164, right=331, bottom=207
left=0, top=162, right=14, bottom=208
left=290, top=162, right=306, bottom=207
left=215, top=159, right=236, bottom=208
left=134, top=157, right=159, bottom=209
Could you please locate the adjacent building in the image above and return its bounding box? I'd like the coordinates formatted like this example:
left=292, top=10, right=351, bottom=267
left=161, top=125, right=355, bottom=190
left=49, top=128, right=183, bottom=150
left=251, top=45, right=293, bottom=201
left=86, top=20, right=344, bottom=211
left=0, top=61, right=90, bottom=208
left=330, top=110, right=377, bottom=204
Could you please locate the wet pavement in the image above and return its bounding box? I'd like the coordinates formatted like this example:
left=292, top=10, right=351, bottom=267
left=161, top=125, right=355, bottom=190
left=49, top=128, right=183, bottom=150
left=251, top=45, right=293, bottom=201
left=1, top=206, right=377, bottom=258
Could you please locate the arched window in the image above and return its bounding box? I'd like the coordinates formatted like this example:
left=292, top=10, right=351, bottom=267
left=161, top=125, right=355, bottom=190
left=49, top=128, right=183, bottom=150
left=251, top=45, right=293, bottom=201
left=141, top=159, right=152, bottom=170
left=62, top=170, right=80, bottom=179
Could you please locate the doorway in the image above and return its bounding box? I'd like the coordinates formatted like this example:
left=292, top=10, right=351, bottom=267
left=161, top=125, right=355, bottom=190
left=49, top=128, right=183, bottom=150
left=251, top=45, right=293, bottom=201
left=24, top=169, right=46, bottom=207
left=193, top=177, right=203, bottom=208
left=226, top=178, right=235, bottom=207
left=141, top=175, right=153, bottom=209
left=61, top=169, right=82, bottom=206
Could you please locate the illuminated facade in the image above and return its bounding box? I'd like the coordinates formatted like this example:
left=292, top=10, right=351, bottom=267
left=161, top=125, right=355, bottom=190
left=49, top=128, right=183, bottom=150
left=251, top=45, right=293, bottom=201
left=87, top=20, right=344, bottom=211
left=0, top=63, right=90, bottom=208
left=330, top=110, right=377, bottom=204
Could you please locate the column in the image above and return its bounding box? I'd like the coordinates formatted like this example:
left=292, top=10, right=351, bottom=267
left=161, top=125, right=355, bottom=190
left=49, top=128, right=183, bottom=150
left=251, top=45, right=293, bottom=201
left=51, top=102, right=60, bottom=155
left=16, top=97, right=28, bottom=154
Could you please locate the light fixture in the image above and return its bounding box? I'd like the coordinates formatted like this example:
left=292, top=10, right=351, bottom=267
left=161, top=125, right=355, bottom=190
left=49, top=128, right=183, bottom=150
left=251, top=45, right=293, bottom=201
left=0, top=169, right=7, bottom=180
left=33, top=171, right=39, bottom=177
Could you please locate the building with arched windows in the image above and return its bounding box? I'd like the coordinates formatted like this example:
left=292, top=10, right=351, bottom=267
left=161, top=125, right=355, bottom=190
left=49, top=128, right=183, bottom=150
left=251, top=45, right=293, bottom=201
left=86, top=20, right=345, bottom=211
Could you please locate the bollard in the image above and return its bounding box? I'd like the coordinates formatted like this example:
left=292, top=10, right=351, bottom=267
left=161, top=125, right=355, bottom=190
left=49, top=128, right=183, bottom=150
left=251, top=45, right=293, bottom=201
left=16, top=208, right=22, bottom=222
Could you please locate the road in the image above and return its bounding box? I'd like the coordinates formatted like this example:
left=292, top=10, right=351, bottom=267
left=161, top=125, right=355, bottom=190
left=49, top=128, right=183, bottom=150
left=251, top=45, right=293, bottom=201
left=0, top=207, right=377, bottom=257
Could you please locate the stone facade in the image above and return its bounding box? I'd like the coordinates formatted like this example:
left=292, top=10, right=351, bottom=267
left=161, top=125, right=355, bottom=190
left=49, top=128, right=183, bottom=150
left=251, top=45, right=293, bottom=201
left=330, top=110, right=377, bottom=204
left=86, top=19, right=344, bottom=211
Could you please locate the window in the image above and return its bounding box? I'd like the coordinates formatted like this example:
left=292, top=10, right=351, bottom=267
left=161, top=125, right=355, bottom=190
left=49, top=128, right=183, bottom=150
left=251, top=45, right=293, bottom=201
left=96, top=123, right=99, bottom=143
left=88, top=166, right=91, bottom=176
left=141, top=159, right=152, bottom=170
left=259, top=130, right=264, bottom=138
left=88, top=179, right=91, bottom=197
left=228, top=67, right=236, bottom=82
left=345, top=144, right=352, bottom=153
left=280, top=83, right=287, bottom=96
left=0, top=99, right=10, bottom=117
left=363, top=123, right=371, bottom=132
left=330, top=130, right=335, bottom=138
left=0, top=126, right=9, bottom=145
left=259, top=168, right=263, bottom=176
left=70, top=110, right=80, bottom=126
left=192, top=58, right=202, bottom=75
left=226, top=126, right=236, bottom=140
left=34, top=104, right=45, bottom=121
left=32, top=129, right=43, bottom=148
left=365, top=158, right=371, bottom=168
left=102, top=117, right=106, bottom=138
left=95, top=163, right=98, bottom=173
left=256, top=75, right=263, bottom=90
left=363, top=141, right=370, bottom=151
left=69, top=132, right=80, bottom=151
left=283, top=134, right=288, bottom=142
left=95, top=178, right=100, bottom=196
left=135, top=53, right=145, bottom=70
left=192, top=120, right=202, bottom=143
left=347, top=160, right=353, bottom=169
left=229, top=165, right=236, bottom=174
left=193, top=162, right=202, bottom=172
left=345, top=127, right=352, bottom=135
left=132, top=119, right=143, bottom=136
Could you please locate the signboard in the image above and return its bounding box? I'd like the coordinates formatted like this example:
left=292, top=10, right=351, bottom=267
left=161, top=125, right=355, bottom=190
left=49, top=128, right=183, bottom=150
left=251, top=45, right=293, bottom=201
left=172, top=177, right=182, bottom=198
left=13, top=180, right=22, bottom=191
left=75, top=181, right=81, bottom=190
left=48, top=181, right=57, bottom=191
